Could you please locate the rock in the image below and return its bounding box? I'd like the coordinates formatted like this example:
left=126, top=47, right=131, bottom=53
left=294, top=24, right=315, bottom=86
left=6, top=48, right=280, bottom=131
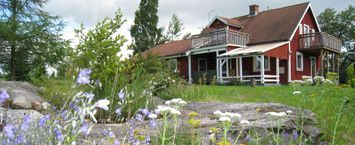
left=0, top=107, right=44, bottom=130
left=83, top=102, right=322, bottom=144
left=0, top=81, right=44, bottom=109
left=41, top=102, right=51, bottom=110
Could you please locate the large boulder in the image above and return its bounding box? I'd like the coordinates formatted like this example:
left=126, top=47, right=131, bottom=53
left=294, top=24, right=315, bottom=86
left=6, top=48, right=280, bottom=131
left=84, top=102, right=322, bottom=145
left=0, top=107, right=44, bottom=130
left=0, top=81, right=44, bottom=109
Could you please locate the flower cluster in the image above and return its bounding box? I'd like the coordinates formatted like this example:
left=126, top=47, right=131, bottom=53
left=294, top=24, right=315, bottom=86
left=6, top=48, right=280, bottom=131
left=0, top=90, right=10, bottom=104
left=213, top=110, right=242, bottom=123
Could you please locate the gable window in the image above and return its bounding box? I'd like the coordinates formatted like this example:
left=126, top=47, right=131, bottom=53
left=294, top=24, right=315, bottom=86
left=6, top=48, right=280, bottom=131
left=296, top=52, right=303, bottom=71
left=303, top=24, right=310, bottom=48
left=253, top=56, right=270, bottom=72
left=198, top=58, right=207, bottom=72
left=168, top=59, right=178, bottom=72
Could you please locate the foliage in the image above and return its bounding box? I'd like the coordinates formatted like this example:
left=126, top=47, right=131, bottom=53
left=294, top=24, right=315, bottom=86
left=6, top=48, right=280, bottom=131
left=130, top=0, right=164, bottom=53
left=72, top=9, right=126, bottom=82
left=318, top=5, right=355, bottom=52
left=166, top=14, right=184, bottom=41
left=0, top=0, right=70, bottom=81
left=158, top=85, right=354, bottom=144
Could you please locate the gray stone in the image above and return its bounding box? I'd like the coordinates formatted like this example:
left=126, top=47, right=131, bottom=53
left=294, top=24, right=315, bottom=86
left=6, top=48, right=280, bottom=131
left=0, top=81, right=44, bottom=109
left=83, top=102, right=322, bottom=144
left=0, top=107, right=44, bottom=130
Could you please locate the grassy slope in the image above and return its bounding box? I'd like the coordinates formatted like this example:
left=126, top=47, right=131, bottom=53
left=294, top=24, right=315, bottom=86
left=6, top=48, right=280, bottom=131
left=159, top=85, right=355, bottom=144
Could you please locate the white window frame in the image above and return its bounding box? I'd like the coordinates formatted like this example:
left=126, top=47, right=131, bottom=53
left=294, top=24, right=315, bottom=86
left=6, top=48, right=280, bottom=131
left=298, top=24, right=303, bottom=35
left=198, top=58, right=208, bottom=72
left=168, top=58, right=178, bottom=73
left=253, top=56, right=270, bottom=72
left=296, top=52, right=304, bottom=71
left=303, top=24, right=310, bottom=48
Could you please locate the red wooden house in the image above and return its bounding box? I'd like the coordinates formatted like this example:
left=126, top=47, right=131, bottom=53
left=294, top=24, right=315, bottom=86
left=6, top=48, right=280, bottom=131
left=143, top=2, right=341, bottom=84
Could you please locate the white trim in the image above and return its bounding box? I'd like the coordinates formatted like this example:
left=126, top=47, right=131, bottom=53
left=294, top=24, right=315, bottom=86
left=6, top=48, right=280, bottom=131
left=260, top=55, right=265, bottom=84
left=289, top=3, right=321, bottom=41
left=296, top=52, right=304, bottom=71
left=188, top=54, right=192, bottom=84
left=191, top=45, right=227, bottom=54
left=276, top=58, right=280, bottom=84
left=288, top=42, right=291, bottom=82
left=206, top=16, right=227, bottom=28
left=253, top=56, right=270, bottom=72
left=197, top=58, right=208, bottom=72
left=310, top=56, right=317, bottom=77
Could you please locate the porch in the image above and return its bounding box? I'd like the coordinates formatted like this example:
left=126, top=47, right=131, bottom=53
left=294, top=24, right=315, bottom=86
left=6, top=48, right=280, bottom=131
left=216, top=42, right=289, bottom=84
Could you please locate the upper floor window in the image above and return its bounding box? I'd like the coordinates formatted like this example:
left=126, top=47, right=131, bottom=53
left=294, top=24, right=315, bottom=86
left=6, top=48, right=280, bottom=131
left=296, top=52, right=304, bottom=71
left=253, top=56, right=270, bottom=72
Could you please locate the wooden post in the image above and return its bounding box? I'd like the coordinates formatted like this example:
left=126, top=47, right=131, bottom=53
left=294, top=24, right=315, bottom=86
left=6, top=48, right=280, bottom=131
left=188, top=54, right=192, bottom=84
left=261, top=55, right=265, bottom=84
left=226, top=58, right=229, bottom=77
left=216, top=51, right=219, bottom=82
left=239, top=57, right=243, bottom=82
left=276, top=57, right=280, bottom=84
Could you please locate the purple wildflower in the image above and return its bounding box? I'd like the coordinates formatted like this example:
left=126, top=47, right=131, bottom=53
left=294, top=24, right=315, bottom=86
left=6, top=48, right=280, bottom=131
left=20, top=115, right=31, bottom=131
left=114, top=139, right=121, bottom=145
left=149, top=119, right=156, bottom=128
left=83, top=92, right=94, bottom=101
left=39, top=117, right=46, bottom=126
left=3, top=124, right=14, bottom=139
left=79, top=122, right=89, bottom=136
left=293, top=130, right=299, bottom=140
left=15, top=134, right=25, bottom=144
left=135, top=114, right=143, bottom=121
left=141, top=108, right=149, bottom=116
left=146, top=136, right=151, bottom=145
left=108, top=131, right=115, bottom=138
left=244, top=135, right=252, bottom=142
left=76, top=69, right=92, bottom=84
left=0, top=90, right=10, bottom=104
left=115, top=108, right=122, bottom=116
left=118, top=90, right=125, bottom=100
left=54, top=128, right=64, bottom=141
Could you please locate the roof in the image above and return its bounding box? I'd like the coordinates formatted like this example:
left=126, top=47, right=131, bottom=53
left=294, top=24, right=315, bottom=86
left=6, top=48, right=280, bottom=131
left=218, top=41, right=288, bottom=57
left=143, top=2, right=311, bottom=57
left=235, top=2, right=310, bottom=44
left=142, top=39, right=192, bottom=57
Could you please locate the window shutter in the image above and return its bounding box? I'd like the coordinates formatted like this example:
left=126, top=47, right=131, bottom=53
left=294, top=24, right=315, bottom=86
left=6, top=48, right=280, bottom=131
left=298, top=24, right=303, bottom=35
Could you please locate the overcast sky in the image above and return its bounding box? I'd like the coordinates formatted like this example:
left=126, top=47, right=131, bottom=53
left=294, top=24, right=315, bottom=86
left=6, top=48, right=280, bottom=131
left=44, top=0, right=354, bottom=56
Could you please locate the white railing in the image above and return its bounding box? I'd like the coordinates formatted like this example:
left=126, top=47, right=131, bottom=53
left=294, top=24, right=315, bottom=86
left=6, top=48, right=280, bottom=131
left=191, top=29, right=250, bottom=48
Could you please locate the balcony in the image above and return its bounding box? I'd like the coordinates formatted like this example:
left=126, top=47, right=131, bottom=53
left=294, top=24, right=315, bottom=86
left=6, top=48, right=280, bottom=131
left=191, top=29, right=250, bottom=48
left=299, top=32, right=341, bottom=53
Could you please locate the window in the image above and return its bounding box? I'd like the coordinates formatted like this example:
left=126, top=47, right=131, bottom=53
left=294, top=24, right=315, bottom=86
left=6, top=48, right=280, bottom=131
left=296, top=52, right=303, bottom=71
left=168, top=59, right=178, bottom=72
left=298, top=24, right=303, bottom=35
left=198, top=58, right=207, bottom=72
left=303, top=25, right=310, bottom=48
left=253, top=56, right=270, bottom=72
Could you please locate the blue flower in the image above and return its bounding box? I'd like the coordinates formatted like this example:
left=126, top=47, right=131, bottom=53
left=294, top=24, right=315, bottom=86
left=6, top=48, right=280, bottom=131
left=108, top=131, right=115, bottom=138
left=114, top=139, right=121, bottom=145
left=146, top=136, right=151, bottom=145
left=0, top=90, right=10, bottom=104
left=115, top=108, right=122, bottom=116
left=83, top=92, right=94, bottom=101
left=149, top=120, right=156, bottom=128
left=79, top=122, right=89, bottom=136
left=76, top=69, right=92, bottom=84
left=141, top=108, right=149, bottom=116
left=118, top=90, right=125, bottom=100
left=3, top=124, right=14, bottom=139
left=292, top=130, right=299, bottom=140
left=135, top=114, right=143, bottom=121
left=54, top=127, right=64, bottom=141
left=20, top=115, right=31, bottom=131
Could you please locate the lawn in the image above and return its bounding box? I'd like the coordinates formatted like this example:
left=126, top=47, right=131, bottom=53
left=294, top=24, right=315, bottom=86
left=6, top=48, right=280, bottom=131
left=158, top=85, right=355, bottom=144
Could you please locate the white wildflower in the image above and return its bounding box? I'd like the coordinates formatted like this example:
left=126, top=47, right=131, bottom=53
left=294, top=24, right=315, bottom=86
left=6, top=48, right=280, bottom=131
left=286, top=110, right=293, bottom=114
left=224, top=112, right=242, bottom=118
left=240, top=119, right=250, bottom=124
left=219, top=116, right=231, bottom=122
left=148, top=113, right=158, bottom=119
left=94, top=99, right=110, bottom=110
left=292, top=91, right=302, bottom=95
left=213, top=110, right=223, bottom=116
left=265, top=112, right=287, bottom=117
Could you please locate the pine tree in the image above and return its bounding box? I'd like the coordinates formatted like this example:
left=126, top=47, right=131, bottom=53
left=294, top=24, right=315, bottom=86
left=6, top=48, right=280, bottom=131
left=130, top=0, right=164, bottom=53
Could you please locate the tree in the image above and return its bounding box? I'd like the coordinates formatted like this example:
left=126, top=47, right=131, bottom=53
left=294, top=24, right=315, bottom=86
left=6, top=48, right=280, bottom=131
left=73, top=10, right=127, bottom=82
left=166, top=14, right=184, bottom=41
left=0, top=0, right=69, bottom=80
left=130, top=0, right=163, bottom=53
left=182, top=32, right=192, bottom=40
left=318, top=5, right=355, bottom=52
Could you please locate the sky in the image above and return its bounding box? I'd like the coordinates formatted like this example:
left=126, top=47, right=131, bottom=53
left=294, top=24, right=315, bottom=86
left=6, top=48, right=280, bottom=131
left=44, top=0, right=354, bottom=57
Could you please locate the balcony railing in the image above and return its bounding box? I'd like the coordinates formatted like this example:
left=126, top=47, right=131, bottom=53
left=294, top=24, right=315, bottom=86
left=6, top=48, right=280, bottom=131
left=191, top=29, right=250, bottom=48
left=299, top=32, right=341, bottom=52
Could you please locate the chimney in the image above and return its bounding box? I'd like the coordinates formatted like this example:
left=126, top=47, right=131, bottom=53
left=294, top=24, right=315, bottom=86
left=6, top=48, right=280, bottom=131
left=249, top=4, right=259, bottom=16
